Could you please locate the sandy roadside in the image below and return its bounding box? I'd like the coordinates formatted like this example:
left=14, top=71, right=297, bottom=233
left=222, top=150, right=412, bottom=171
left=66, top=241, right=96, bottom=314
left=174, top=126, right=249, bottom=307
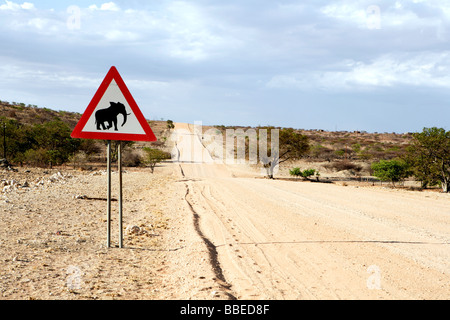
left=0, top=165, right=225, bottom=300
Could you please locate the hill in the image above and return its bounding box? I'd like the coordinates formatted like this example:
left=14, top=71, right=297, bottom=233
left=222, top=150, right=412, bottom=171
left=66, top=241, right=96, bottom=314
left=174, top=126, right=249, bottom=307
left=1, top=99, right=413, bottom=173
left=1, top=100, right=81, bottom=128
left=0, top=100, right=171, bottom=167
left=211, top=124, right=412, bottom=163
left=0, top=100, right=169, bottom=138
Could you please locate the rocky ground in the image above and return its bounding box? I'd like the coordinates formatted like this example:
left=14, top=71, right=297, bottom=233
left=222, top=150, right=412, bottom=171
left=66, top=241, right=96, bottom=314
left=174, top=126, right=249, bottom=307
left=0, top=164, right=226, bottom=300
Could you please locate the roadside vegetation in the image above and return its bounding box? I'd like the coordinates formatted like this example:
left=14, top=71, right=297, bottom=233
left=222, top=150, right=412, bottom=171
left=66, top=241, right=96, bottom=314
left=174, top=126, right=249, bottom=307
left=1, top=100, right=449, bottom=192
left=289, top=168, right=319, bottom=181
left=371, top=159, right=410, bottom=187
left=214, top=124, right=450, bottom=193
left=0, top=100, right=171, bottom=171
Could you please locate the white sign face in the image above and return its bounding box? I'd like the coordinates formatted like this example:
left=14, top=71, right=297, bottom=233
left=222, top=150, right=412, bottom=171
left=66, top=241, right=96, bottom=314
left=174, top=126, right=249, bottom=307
left=81, top=80, right=146, bottom=135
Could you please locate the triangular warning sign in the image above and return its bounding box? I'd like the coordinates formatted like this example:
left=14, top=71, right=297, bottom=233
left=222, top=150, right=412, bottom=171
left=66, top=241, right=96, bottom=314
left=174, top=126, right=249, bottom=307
left=71, top=66, right=157, bottom=142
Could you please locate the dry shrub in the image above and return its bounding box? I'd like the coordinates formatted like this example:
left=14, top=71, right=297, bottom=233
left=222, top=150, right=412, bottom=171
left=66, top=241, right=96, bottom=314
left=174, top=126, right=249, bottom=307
left=122, top=151, right=143, bottom=167
left=324, top=161, right=362, bottom=173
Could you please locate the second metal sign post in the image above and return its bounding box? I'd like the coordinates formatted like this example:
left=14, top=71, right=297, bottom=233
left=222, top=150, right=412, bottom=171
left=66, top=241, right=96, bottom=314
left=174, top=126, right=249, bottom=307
left=106, top=140, right=124, bottom=249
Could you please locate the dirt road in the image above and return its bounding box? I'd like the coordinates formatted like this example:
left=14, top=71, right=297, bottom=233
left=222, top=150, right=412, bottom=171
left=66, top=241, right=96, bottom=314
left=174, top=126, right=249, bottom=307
left=172, top=123, right=450, bottom=300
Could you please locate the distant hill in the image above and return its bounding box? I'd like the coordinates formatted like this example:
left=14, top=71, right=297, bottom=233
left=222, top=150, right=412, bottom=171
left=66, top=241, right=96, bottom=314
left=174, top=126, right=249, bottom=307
left=0, top=100, right=169, bottom=142
left=1, top=100, right=81, bottom=128
left=212, top=124, right=413, bottom=163
left=1, top=99, right=413, bottom=166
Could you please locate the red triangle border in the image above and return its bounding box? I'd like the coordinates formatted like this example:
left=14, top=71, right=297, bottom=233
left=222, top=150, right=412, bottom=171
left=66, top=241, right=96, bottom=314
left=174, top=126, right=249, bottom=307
left=71, top=66, right=157, bottom=142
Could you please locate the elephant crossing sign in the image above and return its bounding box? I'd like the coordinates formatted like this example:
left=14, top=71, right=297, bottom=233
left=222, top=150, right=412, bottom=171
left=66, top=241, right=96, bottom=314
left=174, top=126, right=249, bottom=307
left=71, top=66, right=157, bottom=142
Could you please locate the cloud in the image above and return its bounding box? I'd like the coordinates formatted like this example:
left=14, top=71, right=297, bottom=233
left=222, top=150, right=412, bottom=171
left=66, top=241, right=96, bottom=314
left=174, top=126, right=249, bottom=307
left=319, top=0, right=450, bottom=31
left=0, top=1, right=450, bottom=132
left=0, top=60, right=101, bottom=89
left=0, top=0, right=34, bottom=10
left=152, top=1, right=242, bottom=61
left=267, top=52, right=450, bottom=91
left=104, top=30, right=139, bottom=41
left=88, top=2, right=120, bottom=11
left=27, top=17, right=49, bottom=30
left=320, top=2, right=369, bottom=28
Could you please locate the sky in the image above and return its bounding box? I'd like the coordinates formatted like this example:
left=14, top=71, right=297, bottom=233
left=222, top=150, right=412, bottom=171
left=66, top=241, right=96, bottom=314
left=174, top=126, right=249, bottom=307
left=1, top=0, right=450, bottom=133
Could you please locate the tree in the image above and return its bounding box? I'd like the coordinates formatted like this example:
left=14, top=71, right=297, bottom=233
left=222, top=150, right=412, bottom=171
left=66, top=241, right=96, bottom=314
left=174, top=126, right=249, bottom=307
left=167, top=119, right=175, bottom=130
left=406, top=127, right=450, bottom=192
left=371, top=159, right=410, bottom=186
left=260, top=127, right=310, bottom=179
left=30, top=120, right=80, bottom=167
left=143, top=147, right=171, bottom=173
left=0, top=117, right=34, bottom=165
left=0, top=117, right=82, bottom=168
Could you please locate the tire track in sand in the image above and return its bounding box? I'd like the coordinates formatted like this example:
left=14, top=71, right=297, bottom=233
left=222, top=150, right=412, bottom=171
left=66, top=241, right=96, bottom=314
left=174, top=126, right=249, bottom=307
left=182, top=180, right=237, bottom=300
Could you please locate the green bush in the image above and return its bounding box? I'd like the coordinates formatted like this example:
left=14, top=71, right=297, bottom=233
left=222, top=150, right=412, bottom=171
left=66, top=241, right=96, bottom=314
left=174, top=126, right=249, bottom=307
left=289, top=167, right=302, bottom=178
left=301, top=169, right=316, bottom=178
left=371, top=159, right=410, bottom=186
left=143, top=147, right=171, bottom=173
left=1, top=117, right=80, bottom=167
left=289, top=167, right=318, bottom=180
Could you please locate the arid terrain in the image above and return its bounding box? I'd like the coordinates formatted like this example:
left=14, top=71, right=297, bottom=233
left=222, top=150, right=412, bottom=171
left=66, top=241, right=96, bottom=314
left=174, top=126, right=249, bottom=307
left=1, top=122, right=448, bottom=300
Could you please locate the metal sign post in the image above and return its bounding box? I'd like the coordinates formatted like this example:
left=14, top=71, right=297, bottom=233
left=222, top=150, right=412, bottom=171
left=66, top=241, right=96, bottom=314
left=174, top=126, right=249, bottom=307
left=106, top=140, right=112, bottom=248
left=118, top=142, right=123, bottom=248
left=106, top=141, right=123, bottom=248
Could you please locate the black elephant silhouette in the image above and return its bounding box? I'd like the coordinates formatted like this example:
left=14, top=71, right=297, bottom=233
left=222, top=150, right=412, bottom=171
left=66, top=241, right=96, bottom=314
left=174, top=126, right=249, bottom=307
left=95, top=102, right=131, bottom=131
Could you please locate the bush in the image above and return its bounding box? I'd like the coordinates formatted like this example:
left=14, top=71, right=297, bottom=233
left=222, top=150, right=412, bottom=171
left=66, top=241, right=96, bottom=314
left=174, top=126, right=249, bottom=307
left=289, top=167, right=318, bottom=180
left=122, top=151, right=143, bottom=167
left=24, top=148, right=50, bottom=167
left=1, top=117, right=80, bottom=167
left=289, top=167, right=302, bottom=178
left=371, top=159, right=410, bottom=186
left=302, top=169, right=316, bottom=179
left=143, top=147, right=171, bottom=173
left=309, top=144, right=334, bottom=160
left=324, top=161, right=362, bottom=173
left=69, top=151, right=89, bottom=169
